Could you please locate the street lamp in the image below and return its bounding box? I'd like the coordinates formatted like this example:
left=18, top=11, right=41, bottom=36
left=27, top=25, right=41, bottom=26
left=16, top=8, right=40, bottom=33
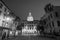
left=6, top=17, right=12, bottom=21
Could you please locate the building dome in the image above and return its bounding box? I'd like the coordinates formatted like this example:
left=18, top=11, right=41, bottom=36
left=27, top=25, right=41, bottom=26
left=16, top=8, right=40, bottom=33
left=27, top=12, right=34, bottom=21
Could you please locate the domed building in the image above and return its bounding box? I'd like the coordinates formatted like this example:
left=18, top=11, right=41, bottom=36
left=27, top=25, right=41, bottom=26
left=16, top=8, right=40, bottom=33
left=21, top=12, right=40, bottom=36
left=27, top=12, right=34, bottom=21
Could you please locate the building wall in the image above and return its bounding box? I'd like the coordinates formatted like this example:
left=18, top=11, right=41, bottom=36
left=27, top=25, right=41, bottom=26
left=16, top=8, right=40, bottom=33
left=0, top=1, right=11, bottom=27
left=0, top=1, right=21, bottom=36
left=41, top=4, right=60, bottom=33
left=0, top=1, right=11, bottom=14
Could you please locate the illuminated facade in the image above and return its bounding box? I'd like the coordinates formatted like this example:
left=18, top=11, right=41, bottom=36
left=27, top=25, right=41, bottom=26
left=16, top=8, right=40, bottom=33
left=0, top=0, right=13, bottom=28
left=21, top=12, right=39, bottom=36
left=0, top=1, right=20, bottom=37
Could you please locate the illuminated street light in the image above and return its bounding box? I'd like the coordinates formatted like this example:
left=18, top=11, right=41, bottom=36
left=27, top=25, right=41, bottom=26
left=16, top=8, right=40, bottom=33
left=6, top=17, right=10, bottom=21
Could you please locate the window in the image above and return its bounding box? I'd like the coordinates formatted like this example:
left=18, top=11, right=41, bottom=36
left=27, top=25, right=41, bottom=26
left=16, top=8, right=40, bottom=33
left=52, top=21, right=54, bottom=27
left=43, top=20, right=46, bottom=25
left=4, top=7, right=7, bottom=12
left=48, top=16, right=50, bottom=20
left=0, top=3, right=3, bottom=9
left=55, top=12, right=58, bottom=17
left=0, top=10, right=2, bottom=14
left=50, top=14, right=53, bottom=18
left=49, top=23, right=51, bottom=28
left=57, top=21, right=60, bottom=26
left=45, top=18, right=48, bottom=22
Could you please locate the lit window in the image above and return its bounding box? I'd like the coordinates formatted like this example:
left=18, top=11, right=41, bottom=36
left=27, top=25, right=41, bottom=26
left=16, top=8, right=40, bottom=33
left=15, top=31, right=18, bottom=35
left=10, top=31, right=13, bottom=34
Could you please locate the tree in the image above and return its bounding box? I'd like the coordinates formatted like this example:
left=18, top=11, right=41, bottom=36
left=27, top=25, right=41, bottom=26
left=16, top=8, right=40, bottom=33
left=16, top=23, right=24, bottom=30
left=37, top=23, right=44, bottom=32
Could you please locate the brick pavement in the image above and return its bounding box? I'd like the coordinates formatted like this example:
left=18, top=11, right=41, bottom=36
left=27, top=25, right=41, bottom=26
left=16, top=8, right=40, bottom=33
left=5, top=35, right=56, bottom=40
left=0, top=31, right=59, bottom=40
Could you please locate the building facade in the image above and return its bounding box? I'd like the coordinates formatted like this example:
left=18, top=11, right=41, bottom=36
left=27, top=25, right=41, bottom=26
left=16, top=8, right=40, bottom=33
left=0, top=0, right=14, bottom=27
left=0, top=0, right=20, bottom=37
left=21, top=12, right=40, bottom=36
left=40, top=3, right=60, bottom=34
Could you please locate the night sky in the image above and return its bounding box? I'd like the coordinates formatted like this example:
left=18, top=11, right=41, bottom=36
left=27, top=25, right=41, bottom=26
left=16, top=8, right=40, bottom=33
left=2, top=0, right=60, bottom=20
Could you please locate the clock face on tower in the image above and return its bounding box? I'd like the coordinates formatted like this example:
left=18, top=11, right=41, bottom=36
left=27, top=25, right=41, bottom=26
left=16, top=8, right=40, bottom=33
left=27, top=12, right=34, bottom=21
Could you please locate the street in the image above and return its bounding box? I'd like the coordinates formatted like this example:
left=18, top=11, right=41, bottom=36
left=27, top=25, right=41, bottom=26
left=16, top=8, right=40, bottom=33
left=0, top=34, right=57, bottom=40
left=0, top=30, right=59, bottom=40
